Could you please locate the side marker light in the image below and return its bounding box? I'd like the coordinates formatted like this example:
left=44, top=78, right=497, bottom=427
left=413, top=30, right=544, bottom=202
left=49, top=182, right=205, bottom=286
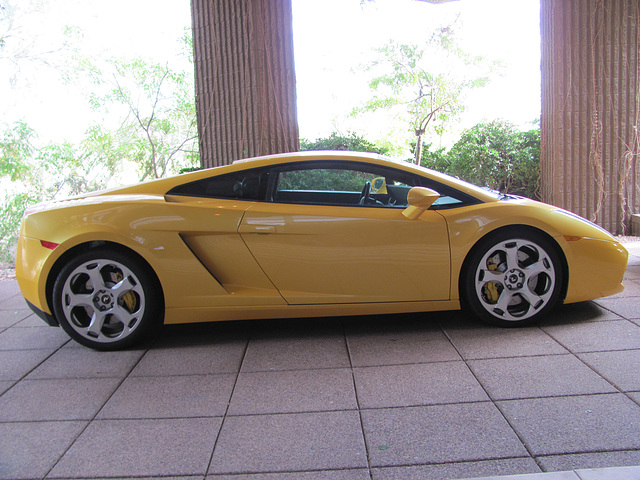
left=40, top=240, right=59, bottom=250
left=563, top=236, right=582, bottom=242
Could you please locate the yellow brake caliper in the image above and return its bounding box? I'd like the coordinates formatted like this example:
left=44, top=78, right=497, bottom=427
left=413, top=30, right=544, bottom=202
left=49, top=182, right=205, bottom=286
left=114, top=272, right=137, bottom=311
left=483, top=256, right=501, bottom=304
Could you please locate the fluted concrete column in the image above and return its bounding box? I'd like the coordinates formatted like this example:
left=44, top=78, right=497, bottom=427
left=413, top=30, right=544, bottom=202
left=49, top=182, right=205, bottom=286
left=191, top=0, right=299, bottom=167
left=540, top=0, right=640, bottom=234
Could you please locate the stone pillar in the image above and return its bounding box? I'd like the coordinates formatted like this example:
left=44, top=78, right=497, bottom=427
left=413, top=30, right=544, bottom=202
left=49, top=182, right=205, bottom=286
left=191, top=0, right=299, bottom=167
left=540, top=0, right=640, bottom=234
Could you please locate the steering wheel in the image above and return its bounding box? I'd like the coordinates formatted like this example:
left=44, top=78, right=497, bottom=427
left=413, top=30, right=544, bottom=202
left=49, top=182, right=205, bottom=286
left=359, top=181, right=372, bottom=205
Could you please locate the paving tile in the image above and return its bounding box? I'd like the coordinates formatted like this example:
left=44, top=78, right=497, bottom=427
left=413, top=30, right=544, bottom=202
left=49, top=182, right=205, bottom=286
left=346, top=320, right=460, bottom=367
left=49, top=417, right=221, bottom=478
left=94, top=477, right=204, bottom=480
left=542, top=320, right=640, bottom=353
left=442, top=325, right=566, bottom=360
left=209, top=411, right=367, bottom=474
left=26, top=345, right=145, bottom=379
left=207, top=470, right=370, bottom=480
left=242, top=333, right=350, bottom=372
left=362, top=403, right=528, bottom=467
left=498, top=393, right=640, bottom=455
left=0, top=280, right=20, bottom=301
left=98, top=373, right=236, bottom=419
left=624, top=265, right=640, bottom=280
left=95, top=478, right=203, bottom=480
left=464, top=472, right=579, bottom=480
left=0, top=420, right=86, bottom=480
left=0, top=309, right=31, bottom=328
left=228, top=368, right=356, bottom=415
left=539, top=301, right=623, bottom=325
left=577, top=465, right=640, bottom=479
left=607, top=278, right=640, bottom=298
left=468, top=354, right=616, bottom=400
left=0, top=377, right=121, bottom=421
left=537, top=450, right=640, bottom=472
left=15, top=313, right=49, bottom=327
left=371, top=458, right=541, bottom=480
left=353, top=361, right=488, bottom=409
left=0, top=294, right=28, bottom=310
left=132, top=342, right=247, bottom=376
left=0, top=349, right=53, bottom=380
left=578, top=350, right=640, bottom=391
left=594, top=297, right=640, bottom=320
left=0, top=325, right=70, bottom=350
left=0, top=380, right=14, bottom=395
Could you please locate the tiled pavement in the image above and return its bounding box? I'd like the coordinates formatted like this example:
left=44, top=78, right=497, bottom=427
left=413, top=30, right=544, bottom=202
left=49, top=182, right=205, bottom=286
left=0, top=242, right=639, bottom=480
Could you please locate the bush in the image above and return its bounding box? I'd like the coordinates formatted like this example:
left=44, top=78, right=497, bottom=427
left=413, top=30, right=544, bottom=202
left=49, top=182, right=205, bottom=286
left=421, top=120, right=540, bottom=199
left=300, top=132, right=389, bottom=155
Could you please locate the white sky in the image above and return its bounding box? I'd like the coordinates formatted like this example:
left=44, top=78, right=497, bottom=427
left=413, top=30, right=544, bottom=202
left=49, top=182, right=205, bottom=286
left=293, top=0, right=541, bottom=148
left=0, top=0, right=541, bottom=150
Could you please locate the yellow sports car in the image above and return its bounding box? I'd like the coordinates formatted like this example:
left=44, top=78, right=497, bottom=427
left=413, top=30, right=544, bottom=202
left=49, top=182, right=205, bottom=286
left=16, top=151, right=628, bottom=350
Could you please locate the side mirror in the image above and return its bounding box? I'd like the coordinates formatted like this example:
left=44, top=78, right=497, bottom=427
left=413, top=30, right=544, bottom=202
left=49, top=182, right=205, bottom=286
left=402, top=187, right=440, bottom=220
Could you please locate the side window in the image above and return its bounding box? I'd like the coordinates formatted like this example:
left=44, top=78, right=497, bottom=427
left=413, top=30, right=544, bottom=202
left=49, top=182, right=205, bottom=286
left=273, top=162, right=421, bottom=207
left=167, top=168, right=271, bottom=200
left=420, top=178, right=477, bottom=209
left=277, top=169, right=372, bottom=192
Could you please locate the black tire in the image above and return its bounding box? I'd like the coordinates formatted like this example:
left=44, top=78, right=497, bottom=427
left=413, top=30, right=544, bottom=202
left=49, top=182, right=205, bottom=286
left=52, top=248, right=163, bottom=350
left=461, top=228, right=563, bottom=327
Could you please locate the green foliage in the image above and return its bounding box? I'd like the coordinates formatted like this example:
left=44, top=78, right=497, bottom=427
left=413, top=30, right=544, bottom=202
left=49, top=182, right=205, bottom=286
left=0, top=121, right=115, bottom=262
left=417, top=142, right=450, bottom=171
left=422, top=120, right=540, bottom=199
left=300, top=132, right=389, bottom=155
left=0, top=121, right=35, bottom=181
left=0, top=192, right=39, bottom=262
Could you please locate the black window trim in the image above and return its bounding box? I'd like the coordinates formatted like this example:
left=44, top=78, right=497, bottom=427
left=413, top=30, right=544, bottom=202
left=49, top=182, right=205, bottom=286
left=166, top=159, right=482, bottom=210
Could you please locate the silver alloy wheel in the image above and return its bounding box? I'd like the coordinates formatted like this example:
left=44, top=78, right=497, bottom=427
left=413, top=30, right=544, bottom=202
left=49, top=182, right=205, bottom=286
left=474, top=238, right=556, bottom=322
left=60, top=258, right=146, bottom=344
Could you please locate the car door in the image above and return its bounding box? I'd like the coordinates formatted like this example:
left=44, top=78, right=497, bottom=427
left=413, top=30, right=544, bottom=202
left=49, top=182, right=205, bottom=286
left=239, top=161, right=451, bottom=304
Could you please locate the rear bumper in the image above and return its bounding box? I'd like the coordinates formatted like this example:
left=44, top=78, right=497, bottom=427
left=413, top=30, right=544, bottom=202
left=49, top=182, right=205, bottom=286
left=16, top=234, right=58, bottom=316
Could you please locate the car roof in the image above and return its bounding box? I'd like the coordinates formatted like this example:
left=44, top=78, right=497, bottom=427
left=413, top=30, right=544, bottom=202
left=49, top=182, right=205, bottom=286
left=92, top=151, right=498, bottom=203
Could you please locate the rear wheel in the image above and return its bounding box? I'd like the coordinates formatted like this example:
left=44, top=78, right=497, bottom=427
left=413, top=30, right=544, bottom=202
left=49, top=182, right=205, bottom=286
left=462, top=230, right=563, bottom=326
left=52, top=248, right=162, bottom=350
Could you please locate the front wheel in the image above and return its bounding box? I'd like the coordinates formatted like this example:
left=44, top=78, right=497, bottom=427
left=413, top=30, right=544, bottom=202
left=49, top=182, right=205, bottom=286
left=462, top=230, right=563, bottom=326
left=52, top=249, right=163, bottom=350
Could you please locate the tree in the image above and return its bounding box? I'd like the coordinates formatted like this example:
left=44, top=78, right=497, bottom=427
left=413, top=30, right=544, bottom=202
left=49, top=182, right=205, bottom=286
left=354, top=29, right=494, bottom=164
left=82, top=55, right=199, bottom=181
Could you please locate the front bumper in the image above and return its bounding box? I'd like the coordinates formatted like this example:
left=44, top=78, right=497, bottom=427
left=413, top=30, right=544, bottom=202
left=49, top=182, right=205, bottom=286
left=563, top=237, right=628, bottom=303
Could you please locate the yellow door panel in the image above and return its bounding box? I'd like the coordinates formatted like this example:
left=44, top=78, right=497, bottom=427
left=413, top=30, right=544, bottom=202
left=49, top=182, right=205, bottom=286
left=240, top=203, right=450, bottom=304
left=163, top=196, right=285, bottom=304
